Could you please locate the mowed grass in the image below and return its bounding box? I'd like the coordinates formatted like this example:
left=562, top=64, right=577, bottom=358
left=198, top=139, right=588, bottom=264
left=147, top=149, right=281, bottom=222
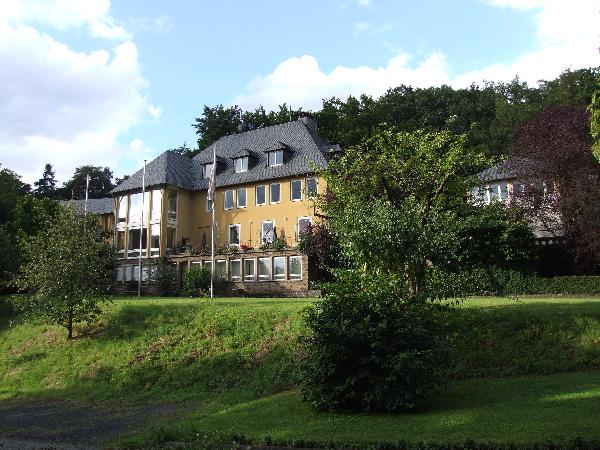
left=2, top=295, right=600, bottom=446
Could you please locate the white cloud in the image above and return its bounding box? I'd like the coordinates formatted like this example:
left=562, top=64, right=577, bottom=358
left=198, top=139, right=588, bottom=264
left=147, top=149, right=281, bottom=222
left=234, top=0, right=599, bottom=110
left=128, top=14, right=174, bottom=35
left=0, top=1, right=158, bottom=184
left=354, top=22, right=398, bottom=34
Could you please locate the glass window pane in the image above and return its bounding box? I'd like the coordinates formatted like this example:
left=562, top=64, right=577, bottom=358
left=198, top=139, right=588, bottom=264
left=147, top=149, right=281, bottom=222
left=129, top=193, right=143, bottom=225
left=261, top=221, right=274, bottom=244
left=500, top=183, right=509, bottom=200
left=118, top=196, right=127, bottom=222
left=244, top=259, right=255, bottom=281
left=230, top=259, right=241, bottom=281
left=204, top=163, right=213, bottom=178
left=237, top=188, right=246, bottom=208
left=116, top=266, right=124, bottom=281
left=291, top=180, right=302, bottom=201
left=150, top=224, right=160, bottom=256
left=256, top=185, right=266, bottom=205
left=207, top=197, right=213, bottom=212
left=258, top=257, right=271, bottom=280
left=168, top=190, right=177, bottom=220
left=117, top=231, right=125, bottom=257
left=270, top=184, right=280, bottom=203
left=298, top=217, right=312, bottom=237
left=229, top=225, right=240, bottom=245
left=289, top=256, right=302, bottom=280
left=151, top=190, right=162, bottom=220
left=273, top=256, right=285, bottom=280
left=216, top=260, right=227, bottom=280
left=306, top=177, right=318, bottom=197
left=224, top=190, right=234, bottom=209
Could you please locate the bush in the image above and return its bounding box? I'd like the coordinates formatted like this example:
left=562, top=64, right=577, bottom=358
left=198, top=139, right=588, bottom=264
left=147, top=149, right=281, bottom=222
left=182, top=265, right=211, bottom=297
left=300, top=271, right=449, bottom=412
left=154, top=259, right=176, bottom=296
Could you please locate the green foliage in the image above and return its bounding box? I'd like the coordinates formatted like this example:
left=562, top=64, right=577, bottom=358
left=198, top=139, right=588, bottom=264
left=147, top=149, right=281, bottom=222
left=153, top=258, right=176, bottom=297
left=259, top=236, right=287, bottom=252
left=11, top=207, right=115, bottom=339
left=60, top=165, right=114, bottom=200
left=589, top=76, right=600, bottom=161
left=301, top=272, right=449, bottom=412
left=182, top=264, right=211, bottom=297
left=33, top=163, right=58, bottom=198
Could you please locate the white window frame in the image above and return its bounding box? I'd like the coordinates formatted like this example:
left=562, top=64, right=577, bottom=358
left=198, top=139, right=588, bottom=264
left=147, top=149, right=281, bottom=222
left=288, top=256, right=302, bottom=280
left=270, top=183, right=281, bottom=204
left=229, top=224, right=241, bottom=246
left=203, top=163, right=213, bottom=179
left=224, top=190, right=234, bottom=210
left=234, top=157, right=248, bottom=173
left=230, top=259, right=242, bottom=281
left=244, top=258, right=256, bottom=281
left=258, top=257, right=271, bottom=281
left=268, top=150, right=283, bottom=167
left=273, top=256, right=286, bottom=281
left=237, top=187, right=247, bottom=208
left=261, top=220, right=275, bottom=244
left=290, top=179, right=302, bottom=201
left=256, top=185, right=266, bottom=206
left=297, top=216, right=312, bottom=238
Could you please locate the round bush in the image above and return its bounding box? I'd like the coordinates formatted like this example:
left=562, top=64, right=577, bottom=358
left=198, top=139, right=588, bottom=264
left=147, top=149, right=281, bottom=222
left=301, top=271, right=449, bottom=412
left=182, top=265, right=211, bottom=297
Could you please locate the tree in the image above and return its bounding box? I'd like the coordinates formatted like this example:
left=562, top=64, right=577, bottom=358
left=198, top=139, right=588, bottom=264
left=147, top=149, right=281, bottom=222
left=0, top=165, right=30, bottom=225
left=512, top=106, right=600, bottom=273
left=61, top=165, right=114, bottom=200
left=192, top=105, right=243, bottom=151
left=33, top=163, right=58, bottom=198
left=13, top=207, right=115, bottom=339
left=589, top=76, right=600, bottom=162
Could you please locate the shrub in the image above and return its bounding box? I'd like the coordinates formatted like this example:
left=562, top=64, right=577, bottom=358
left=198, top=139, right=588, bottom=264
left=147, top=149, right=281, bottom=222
left=182, top=265, right=211, bottom=297
left=301, top=271, right=449, bottom=412
left=154, top=258, right=176, bottom=296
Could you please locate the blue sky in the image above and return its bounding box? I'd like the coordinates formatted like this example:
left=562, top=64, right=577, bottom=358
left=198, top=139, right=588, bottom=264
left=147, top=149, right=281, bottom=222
left=0, top=0, right=598, bottom=184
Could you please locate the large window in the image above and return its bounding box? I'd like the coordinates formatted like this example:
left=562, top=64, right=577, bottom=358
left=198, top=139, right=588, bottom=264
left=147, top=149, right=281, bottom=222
left=258, top=257, right=271, bottom=280
left=151, top=190, right=162, bottom=221
left=229, top=224, right=240, bottom=245
left=273, top=256, right=285, bottom=280
left=128, top=228, right=147, bottom=257
left=118, top=196, right=127, bottom=223
left=168, top=190, right=178, bottom=220
left=150, top=224, right=160, bottom=257
left=230, top=259, right=241, bottom=281
left=203, top=163, right=213, bottom=179
left=256, top=185, right=266, bottom=205
left=129, top=192, right=143, bottom=226
left=234, top=157, right=248, bottom=173
left=291, top=179, right=302, bottom=201
left=306, top=177, right=318, bottom=197
left=116, top=231, right=125, bottom=258
left=297, top=217, right=312, bottom=238
left=237, top=188, right=247, bottom=208
left=216, top=260, right=227, bottom=280
left=268, top=150, right=283, bottom=167
left=224, top=190, right=234, bottom=210
left=270, top=183, right=280, bottom=203
left=244, top=259, right=255, bottom=281
left=261, top=220, right=274, bottom=244
left=288, top=256, right=302, bottom=280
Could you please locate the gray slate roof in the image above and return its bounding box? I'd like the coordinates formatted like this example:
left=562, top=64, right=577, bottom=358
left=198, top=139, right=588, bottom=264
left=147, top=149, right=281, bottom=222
left=479, top=157, right=534, bottom=182
left=112, top=118, right=337, bottom=195
left=63, top=198, right=114, bottom=215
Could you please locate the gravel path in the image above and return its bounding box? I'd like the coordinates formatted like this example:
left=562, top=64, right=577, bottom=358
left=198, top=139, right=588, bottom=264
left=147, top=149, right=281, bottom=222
left=0, top=398, right=191, bottom=449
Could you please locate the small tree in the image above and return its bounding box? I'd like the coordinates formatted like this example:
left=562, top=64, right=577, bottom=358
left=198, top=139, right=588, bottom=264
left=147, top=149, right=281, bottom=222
left=13, top=207, right=115, bottom=339
left=182, top=264, right=211, bottom=297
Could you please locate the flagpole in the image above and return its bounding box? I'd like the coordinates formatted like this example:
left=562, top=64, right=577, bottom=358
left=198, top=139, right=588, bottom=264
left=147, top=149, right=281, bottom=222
left=210, top=145, right=216, bottom=299
left=84, top=174, right=90, bottom=216
left=138, top=160, right=146, bottom=298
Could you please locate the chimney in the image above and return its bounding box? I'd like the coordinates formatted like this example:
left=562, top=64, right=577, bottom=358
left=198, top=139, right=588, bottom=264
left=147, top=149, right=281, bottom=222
left=298, top=114, right=317, bottom=133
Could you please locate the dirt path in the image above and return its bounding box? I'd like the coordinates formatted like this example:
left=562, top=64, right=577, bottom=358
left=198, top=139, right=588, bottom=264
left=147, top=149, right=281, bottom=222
left=0, top=398, right=192, bottom=449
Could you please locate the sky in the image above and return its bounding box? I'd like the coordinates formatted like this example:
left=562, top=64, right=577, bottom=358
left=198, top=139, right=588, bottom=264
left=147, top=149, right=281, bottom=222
left=0, top=0, right=598, bottom=185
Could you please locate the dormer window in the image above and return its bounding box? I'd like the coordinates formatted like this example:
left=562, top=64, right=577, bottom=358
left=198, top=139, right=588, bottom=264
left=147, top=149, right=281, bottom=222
left=268, top=150, right=283, bottom=167
left=234, top=156, right=248, bottom=173
left=202, top=163, right=214, bottom=179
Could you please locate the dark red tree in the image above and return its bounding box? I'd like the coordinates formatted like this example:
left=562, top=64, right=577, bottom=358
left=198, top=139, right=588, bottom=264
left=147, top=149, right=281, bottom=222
left=512, top=106, right=600, bottom=273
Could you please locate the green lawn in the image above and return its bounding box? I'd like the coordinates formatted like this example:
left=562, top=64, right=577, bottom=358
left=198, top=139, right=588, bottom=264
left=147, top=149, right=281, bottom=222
left=2, top=295, right=600, bottom=447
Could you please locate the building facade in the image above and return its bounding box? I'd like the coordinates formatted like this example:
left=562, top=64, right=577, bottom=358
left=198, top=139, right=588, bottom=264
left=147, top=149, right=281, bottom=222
left=110, top=117, right=340, bottom=295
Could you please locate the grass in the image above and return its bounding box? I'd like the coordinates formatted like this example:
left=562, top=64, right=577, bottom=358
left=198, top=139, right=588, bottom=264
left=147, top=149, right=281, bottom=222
left=2, top=295, right=600, bottom=447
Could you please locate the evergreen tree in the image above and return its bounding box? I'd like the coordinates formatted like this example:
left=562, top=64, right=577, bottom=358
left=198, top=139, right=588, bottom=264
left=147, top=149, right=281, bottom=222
left=33, top=163, right=58, bottom=198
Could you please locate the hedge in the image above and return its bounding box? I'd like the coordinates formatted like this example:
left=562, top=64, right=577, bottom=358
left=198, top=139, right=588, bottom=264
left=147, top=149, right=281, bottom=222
left=426, top=268, right=600, bottom=297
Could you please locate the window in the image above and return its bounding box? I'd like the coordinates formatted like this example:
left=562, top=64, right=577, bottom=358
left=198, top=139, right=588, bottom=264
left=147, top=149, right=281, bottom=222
left=499, top=182, right=509, bottom=201
left=128, top=228, right=147, bottom=257
left=256, top=185, right=266, bottom=205
left=151, top=190, right=162, bottom=221
left=203, top=260, right=212, bottom=274
left=216, top=260, right=227, bottom=280
left=150, top=224, right=160, bottom=257
left=270, top=183, right=280, bottom=203
left=268, top=150, right=283, bottom=167
left=129, top=192, right=143, bottom=225
left=234, top=157, right=248, bottom=173
left=258, top=257, right=271, bottom=280
left=168, top=190, right=178, bottom=220
left=261, top=220, right=274, bottom=244
left=224, top=190, right=234, bottom=210
left=297, top=217, right=312, bottom=238
left=288, top=256, right=302, bottom=280
left=229, top=224, right=240, bottom=245
left=230, top=259, right=241, bottom=281
left=166, top=227, right=176, bottom=250
left=488, top=183, right=500, bottom=202
left=306, top=177, right=318, bottom=197
left=237, top=188, right=247, bottom=208
left=124, top=265, right=133, bottom=282
left=116, top=266, right=124, bottom=282
left=273, top=256, right=285, bottom=280
left=203, top=163, right=213, bottom=179
left=244, top=259, right=255, bottom=281
left=206, top=197, right=213, bottom=212
left=291, top=180, right=302, bottom=201
left=116, top=231, right=125, bottom=258
left=118, top=196, right=127, bottom=223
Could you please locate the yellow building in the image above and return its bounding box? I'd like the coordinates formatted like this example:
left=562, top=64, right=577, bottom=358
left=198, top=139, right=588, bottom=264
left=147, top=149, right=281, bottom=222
left=111, top=117, right=341, bottom=295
